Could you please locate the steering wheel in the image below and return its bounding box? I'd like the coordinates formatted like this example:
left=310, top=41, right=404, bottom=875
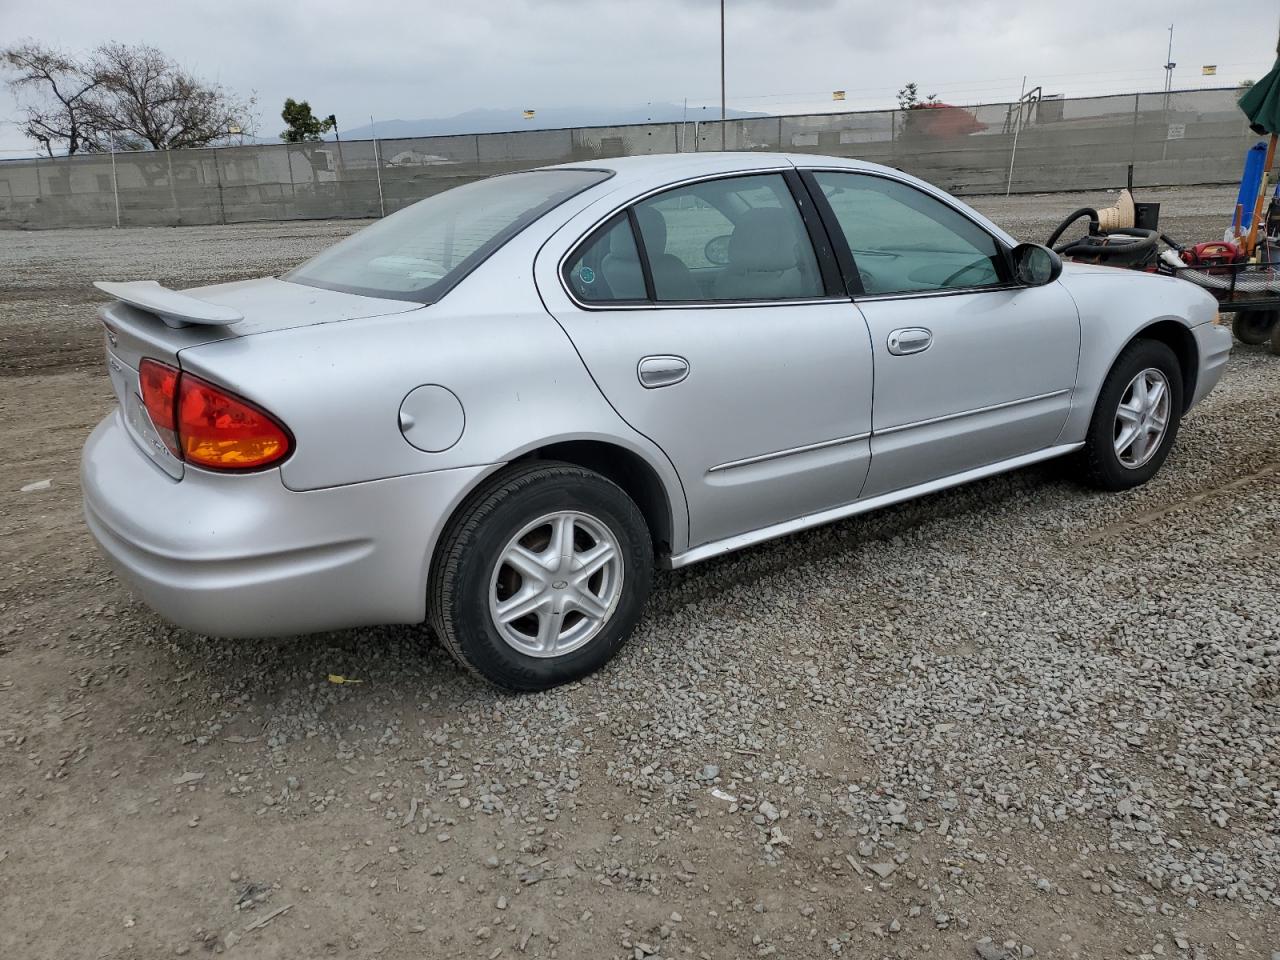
left=940, top=258, right=993, bottom=288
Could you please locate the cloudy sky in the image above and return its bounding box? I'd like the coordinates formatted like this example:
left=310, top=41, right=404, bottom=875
left=1, top=0, right=1276, bottom=154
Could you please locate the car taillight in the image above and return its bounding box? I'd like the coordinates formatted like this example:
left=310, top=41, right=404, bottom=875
left=138, top=359, right=180, bottom=458
left=136, top=359, right=291, bottom=471
left=178, top=374, right=291, bottom=470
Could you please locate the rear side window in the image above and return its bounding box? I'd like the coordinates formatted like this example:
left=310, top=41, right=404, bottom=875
left=563, top=173, right=827, bottom=305
left=564, top=214, right=648, bottom=302
left=635, top=174, right=823, bottom=302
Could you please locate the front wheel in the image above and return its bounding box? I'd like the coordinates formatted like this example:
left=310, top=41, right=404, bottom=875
left=1074, top=339, right=1183, bottom=491
left=428, top=462, right=653, bottom=691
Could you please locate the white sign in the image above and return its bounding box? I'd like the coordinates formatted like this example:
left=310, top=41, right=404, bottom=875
left=1166, top=123, right=1186, bottom=141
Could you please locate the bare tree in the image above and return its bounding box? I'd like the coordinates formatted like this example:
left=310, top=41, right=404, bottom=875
left=85, top=43, right=255, bottom=151
left=1, top=41, right=100, bottom=156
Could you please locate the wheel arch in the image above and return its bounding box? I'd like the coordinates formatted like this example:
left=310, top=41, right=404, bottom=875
left=511, top=439, right=680, bottom=557
left=1128, top=318, right=1199, bottom=413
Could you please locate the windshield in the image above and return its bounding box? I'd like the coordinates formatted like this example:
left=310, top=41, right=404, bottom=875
left=286, top=169, right=611, bottom=302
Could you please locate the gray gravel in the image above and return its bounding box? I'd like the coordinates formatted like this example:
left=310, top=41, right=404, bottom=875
left=1, top=186, right=1277, bottom=959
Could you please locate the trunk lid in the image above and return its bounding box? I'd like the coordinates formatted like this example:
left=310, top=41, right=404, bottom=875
left=98, top=277, right=421, bottom=479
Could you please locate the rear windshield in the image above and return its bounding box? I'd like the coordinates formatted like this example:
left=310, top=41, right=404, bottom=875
left=286, top=169, right=611, bottom=303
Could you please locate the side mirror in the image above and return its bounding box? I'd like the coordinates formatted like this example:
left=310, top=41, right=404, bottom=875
left=1011, top=242, right=1062, bottom=286
left=704, top=234, right=731, bottom=266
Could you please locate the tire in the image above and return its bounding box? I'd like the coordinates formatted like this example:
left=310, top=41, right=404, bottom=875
left=1075, top=338, right=1184, bottom=491
left=1233, top=311, right=1277, bottom=346
left=428, top=461, right=653, bottom=691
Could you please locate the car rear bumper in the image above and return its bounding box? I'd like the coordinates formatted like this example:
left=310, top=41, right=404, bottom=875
left=82, top=410, right=495, bottom=638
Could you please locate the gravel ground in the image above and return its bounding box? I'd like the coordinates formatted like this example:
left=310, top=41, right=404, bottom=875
left=1, top=184, right=1278, bottom=960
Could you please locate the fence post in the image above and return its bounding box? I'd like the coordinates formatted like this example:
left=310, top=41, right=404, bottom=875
left=370, top=116, right=387, bottom=218
left=1129, top=94, right=1141, bottom=175
left=165, top=148, right=180, bottom=225
left=372, top=134, right=386, bottom=217
left=1004, top=77, right=1027, bottom=197
left=109, top=132, right=121, bottom=228
left=213, top=150, right=226, bottom=225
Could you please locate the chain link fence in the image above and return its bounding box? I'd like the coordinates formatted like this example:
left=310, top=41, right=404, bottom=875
left=0, top=88, right=1256, bottom=230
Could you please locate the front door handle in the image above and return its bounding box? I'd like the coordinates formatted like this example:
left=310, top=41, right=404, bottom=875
left=887, top=327, right=932, bottom=356
left=637, top=355, right=690, bottom=388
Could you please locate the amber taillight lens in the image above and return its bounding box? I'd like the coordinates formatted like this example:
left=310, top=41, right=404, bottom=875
left=178, top=374, right=291, bottom=470
left=137, top=359, right=291, bottom=471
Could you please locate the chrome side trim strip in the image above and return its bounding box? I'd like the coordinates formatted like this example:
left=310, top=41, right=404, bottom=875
left=664, top=442, right=1083, bottom=569
left=707, top=431, right=871, bottom=474
left=876, top=389, right=1070, bottom=436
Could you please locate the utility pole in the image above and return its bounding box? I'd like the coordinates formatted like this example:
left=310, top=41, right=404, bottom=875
left=720, top=0, right=726, bottom=151
left=1162, top=24, right=1176, bottom=99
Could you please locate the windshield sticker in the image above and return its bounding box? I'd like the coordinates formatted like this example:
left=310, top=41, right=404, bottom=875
left=579, top=266, right=595, bottom=284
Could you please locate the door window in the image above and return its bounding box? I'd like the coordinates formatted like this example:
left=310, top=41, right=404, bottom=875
left=811, top=171, right=1005, bottom=295
left=634, top=174, right=824, bottom=302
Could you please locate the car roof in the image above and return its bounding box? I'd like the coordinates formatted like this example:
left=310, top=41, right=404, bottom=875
left=541, top=151, right=879, bottom=178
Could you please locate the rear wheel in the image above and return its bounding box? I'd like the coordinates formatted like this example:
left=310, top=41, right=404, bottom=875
left=1074, top=339, right=1183, bottom=491
left=428, top=462, right=653, bottom=691
left=1233, top=310, right=1277, bottom=346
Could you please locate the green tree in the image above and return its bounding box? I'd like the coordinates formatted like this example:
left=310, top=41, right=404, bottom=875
left=897, top=82, right=940, bottom=111
left=280, top=98, right=334, bottom=142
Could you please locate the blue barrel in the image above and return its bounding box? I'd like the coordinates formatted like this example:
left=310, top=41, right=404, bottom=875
left=1237, top=142, right=1268, bottom=233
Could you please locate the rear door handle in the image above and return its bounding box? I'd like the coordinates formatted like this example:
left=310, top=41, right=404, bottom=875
left=637, top=355, right=690, bottom=388
left=887, top=327, right=932, bottom=356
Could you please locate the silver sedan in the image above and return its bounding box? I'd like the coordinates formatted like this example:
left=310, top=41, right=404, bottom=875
left=82, top=153, right=1232, bottom=689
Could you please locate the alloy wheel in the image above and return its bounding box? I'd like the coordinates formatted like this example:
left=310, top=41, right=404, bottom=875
left=488, top=511, right=625, bottom=657
left=1113, top=367, right=1171, bottom=469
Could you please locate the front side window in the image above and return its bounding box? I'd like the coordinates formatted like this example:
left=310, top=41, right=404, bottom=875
left=288, top=169, right=610, bottom=302
left=811, top=171, right=1005, bottom=295
left=635, top=173, right=824, bottom=302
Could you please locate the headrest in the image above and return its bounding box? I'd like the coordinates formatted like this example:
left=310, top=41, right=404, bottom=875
left=727, top=208, right=799, bottom=272
left=635, top=206, right=668, bottom=255
left=609, top=218, right=639, bottom=258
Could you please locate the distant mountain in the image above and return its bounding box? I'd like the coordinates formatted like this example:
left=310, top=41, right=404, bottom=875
left=335, top=103, right=768, bottom=141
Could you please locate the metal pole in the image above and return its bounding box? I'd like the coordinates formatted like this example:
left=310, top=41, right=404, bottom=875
left=371, top=114, right=386, bottom=218
left=165, top=148, right=180, bottom=225
left=213, top=150, right=226, bottom=225
left=331, top=118, right=348, bottom=216
left=719, top=0, right=726, bottom=152
left=680, top=98, right=687, bottom=152
left=1004, top=76, right=1027, bottom=197
left=109, top=131, right=121, bottom=228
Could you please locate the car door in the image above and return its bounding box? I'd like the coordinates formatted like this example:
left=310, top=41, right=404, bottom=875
left=540, top=170, right=875, bottom=550
left=803, top=169, right=1081, bottom=498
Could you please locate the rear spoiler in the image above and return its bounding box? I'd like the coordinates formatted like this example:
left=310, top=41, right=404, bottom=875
left=93, top=280, right=244, bottom=328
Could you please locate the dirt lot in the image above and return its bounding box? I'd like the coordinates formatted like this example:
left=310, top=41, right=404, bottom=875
left=1, top=186, right=1278, bottom=960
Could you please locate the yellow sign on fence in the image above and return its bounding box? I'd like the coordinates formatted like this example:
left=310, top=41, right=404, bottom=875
left=1202, top=65, right=1217, bottom=76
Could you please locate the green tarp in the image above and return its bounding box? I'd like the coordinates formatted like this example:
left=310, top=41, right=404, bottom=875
left=1240, top=60, right=1280, bottom=136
